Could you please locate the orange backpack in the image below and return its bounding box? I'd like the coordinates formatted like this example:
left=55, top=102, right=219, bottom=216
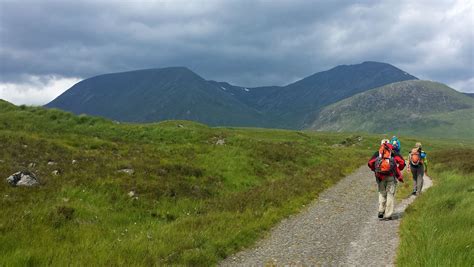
left=375, top=144, right=396, bottom=174
left=410, top=148, right=422, bottom=165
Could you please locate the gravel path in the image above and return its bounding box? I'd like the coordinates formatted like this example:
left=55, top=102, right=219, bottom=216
left=220, top=165, right=432, bottom=266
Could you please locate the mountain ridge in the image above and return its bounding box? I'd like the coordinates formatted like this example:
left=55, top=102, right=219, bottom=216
left=46, top=61, right=418, bottom=128
left=46, top=67, right=270, bottom=127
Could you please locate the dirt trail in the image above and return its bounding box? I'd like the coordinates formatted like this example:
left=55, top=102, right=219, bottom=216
left=220, top=166, right=432, bottom=266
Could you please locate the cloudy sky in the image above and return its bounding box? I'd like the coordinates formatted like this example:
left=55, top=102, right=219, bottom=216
left=0, top=0, right=473, bottom=105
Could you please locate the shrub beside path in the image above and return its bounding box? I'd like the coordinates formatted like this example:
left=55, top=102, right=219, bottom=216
left=220, top=165, right=432, bottom=266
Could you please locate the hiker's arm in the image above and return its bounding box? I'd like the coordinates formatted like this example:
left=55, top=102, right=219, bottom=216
left=395, top=155, right=405, bottom=170
left=368, top=158, right=376, bottom=171
left=424, top=156, right=429, bottom=174
left=368, top=153, right=377, bottom=171
left=407, top=153, right=411, bottom=171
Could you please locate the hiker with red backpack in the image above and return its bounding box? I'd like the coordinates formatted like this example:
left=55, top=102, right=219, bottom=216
left=408, top=142, right=428, bottom=196
left=368, top=139, right=405, bottom=220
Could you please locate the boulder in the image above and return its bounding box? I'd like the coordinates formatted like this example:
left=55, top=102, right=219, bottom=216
left=128, top=191, right=138, bottom=200
left=216, top=138, right=226, bottom=145
left=118, top=168, right=134, bottom=175
left=6, top=171, right=39, bottom=187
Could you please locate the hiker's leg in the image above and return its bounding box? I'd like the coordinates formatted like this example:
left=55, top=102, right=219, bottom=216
left=378, top=179, right=387, bottom=213
left=411, top=167, right=418, bottom=193
left=416, top=165, right=425, bottom=194
left=384, top=176, right=396, bottom=218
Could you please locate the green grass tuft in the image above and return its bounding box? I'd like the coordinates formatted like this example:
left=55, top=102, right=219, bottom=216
left=397, top=149, right=474, bottom=266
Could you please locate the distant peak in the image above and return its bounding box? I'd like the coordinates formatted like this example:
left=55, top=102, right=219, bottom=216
left=334, top=61, right=393, bottom=68
left=161, top=66, right=193, bottom=72
left=360, top=61, right=389, bottom=65
left=157, top=66, right=202, bottom=76
left=329, top=61, right=417, bottom=79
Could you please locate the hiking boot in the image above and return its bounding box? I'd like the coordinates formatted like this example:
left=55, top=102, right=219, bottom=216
left=411, top=190, right=417, bottom=196
left=378, top=212, right=384, bottom=219
left=383, top=216, right=393, bottom=221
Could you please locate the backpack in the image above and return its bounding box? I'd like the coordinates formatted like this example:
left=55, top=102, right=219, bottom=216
left=410, top=148, right=422, bottom=165
left=390, top=137, right=401, bottom=152
left=375, top=144, right=396, bottom=175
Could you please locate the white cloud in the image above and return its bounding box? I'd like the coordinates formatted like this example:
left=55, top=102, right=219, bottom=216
left=0, top=75, right=81, bottom=106
left=450, top=77, right=474, bottom=93
left=0, top=0, right=472, bottom=92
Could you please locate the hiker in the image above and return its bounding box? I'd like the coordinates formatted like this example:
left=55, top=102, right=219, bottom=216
left=368, top=139, right=405, bottom=220
left=390, top=136, right=401, bottom=153
left=408, top=142, right=428, bottom=195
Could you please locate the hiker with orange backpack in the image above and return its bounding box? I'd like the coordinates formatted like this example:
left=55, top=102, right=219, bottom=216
left=408, top=142, right=428, bottom=195
left=368, top=139, right=405, bottom=220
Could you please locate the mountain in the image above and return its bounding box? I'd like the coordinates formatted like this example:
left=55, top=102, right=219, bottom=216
left=206, top=81, right=282, bottom=110
left=254, top=61, right=418, bottom=128
left=464, top=92, right=474, bottom=98
left=46, top=62, right=417, bottom=128
left=309, top=80, right=474, bottom=139
left=46, top=67, right=268, bottom=127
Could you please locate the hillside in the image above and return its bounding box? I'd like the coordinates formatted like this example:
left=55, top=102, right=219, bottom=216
left=310, top=80, right=474, bottom=139
left=255, top=61, right=418, bottom=128
left=45, top=67, right=269, bottom=127
left=0, top=99, right=379, bottom=265
left=46, top=62, right=417, bottom=129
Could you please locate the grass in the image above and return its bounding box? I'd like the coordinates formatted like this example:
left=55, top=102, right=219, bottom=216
left=397, top=148, right=474, bottom=266
left=396, top=168, right=416, bottom=201
left=2, top=100, right=472, bottom=265
left=0, top=100, right=382, bottom=265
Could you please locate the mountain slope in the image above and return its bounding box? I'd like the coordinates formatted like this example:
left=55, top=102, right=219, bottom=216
left=310, top=80, right=474, bottom=139
left=206, top=81, right=282, bottom=110
left=46, top=67, right=268, bottom=127
left=257, top=61, right=418, bottom=128
left=464, top=92, right=474, bottom=98
left=46, top=62, right=418, bottom=129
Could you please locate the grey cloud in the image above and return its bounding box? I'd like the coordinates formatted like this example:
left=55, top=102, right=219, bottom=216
left=0, top=0, right=472, bottom=93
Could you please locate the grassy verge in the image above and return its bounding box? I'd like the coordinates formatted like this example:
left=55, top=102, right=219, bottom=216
left=0, top=101, right=381, bottom=265
left=396, top=168, right=415, bottom=201
left=397, top=148, right=474, bottom=266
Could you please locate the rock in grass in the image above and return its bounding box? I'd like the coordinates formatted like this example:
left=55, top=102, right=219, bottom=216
left=52, top=170, right=60, bottom=176
left=128, top=191, right=139, bottom=200
left=6, top=171, right=39, bottom=187
left=118, top=168, right=134, bottom=175
left=216, top=138, right=226, bottom=145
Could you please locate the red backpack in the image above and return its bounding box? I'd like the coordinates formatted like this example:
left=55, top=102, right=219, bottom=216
left=375, top=143, right=396, bottom=175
